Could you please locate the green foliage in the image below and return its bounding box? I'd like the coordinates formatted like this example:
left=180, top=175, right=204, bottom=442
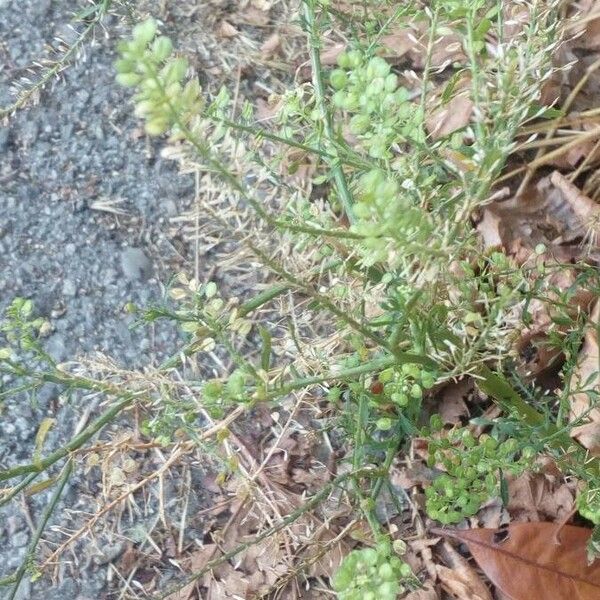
left=0, top=298, right=50, bottom=367
left=425, top=425, right=535, bottom=524
left=577, top=484, right=600, bottom=525
left=3, top=0, right=598, bottom=597
left=332, top=541, right=415, bottom=600
left=115, top=17, right=203, bottom=136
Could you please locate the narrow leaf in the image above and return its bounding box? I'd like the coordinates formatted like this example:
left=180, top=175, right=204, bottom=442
left=33, top=418, right=56, bottom=468
left=259, top=325, right=272, bottom=372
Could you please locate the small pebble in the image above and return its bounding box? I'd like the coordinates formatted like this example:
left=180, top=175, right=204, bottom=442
left=120, top=247, right=152, bottom=281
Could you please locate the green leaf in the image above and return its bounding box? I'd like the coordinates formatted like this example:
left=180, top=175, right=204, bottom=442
left=33, top=418, right=56, bottom=469
left=587, top=524, right=600, bottom=563
left=132, top=18, right=157, bottom=45
left=259, top=326, right=272, bottom=372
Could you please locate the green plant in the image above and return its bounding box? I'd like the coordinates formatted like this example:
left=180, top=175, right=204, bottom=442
left=0, top=0, right=113, bottom=118
left=425, top=423, right=536, bottom=524
left=332, top=541, right=415, bottom=600
left=3, top=0, right=600, bottom=597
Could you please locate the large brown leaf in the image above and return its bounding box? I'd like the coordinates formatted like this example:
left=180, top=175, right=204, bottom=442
left=570, top=300, right=600, bottom=452
left=433, top=523, right=600, bottom=600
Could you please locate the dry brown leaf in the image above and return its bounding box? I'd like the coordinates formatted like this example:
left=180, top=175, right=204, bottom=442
left=426, top=94, right=473, bottom=140
left=218, top=20, right=239, bottom=39
left=506, top=468, right=575, bottom=522
left=255, top=95, right=283, bottom=122
left=571, top=8, right=600, bottom=50
left=380, top=30, right=414, bottom=60
left=551, top=171, right=600, bottom=243
left=514, top=268, right=594, bottom=378
left=390, top=462, right=436, bottom=489
left=404, top=583, right=440, bottom=599
left=476, top=176, right=586, bottom=255
left=409, top=537, right=440, bottom=582
left=438, top=378, right=472, bottom=424
left=570, top=300, right=600, bottom=452
left=476, top=498, right=507, bottom=530
left=477, top=208, right=503, bottom=248
left=305, top=529, right=351, bottom=579
left=260, top=32, right=281, bottom=57
left=250, top=0, right=273, bottom=9
left=379, top=18, right=467, bottom=68
left=321, top=42, right=346, bottom=65
left=434, top=523, right=600, bottom=600
left=237, top=6, right=270, bottom=26
left=549, top=132, right=600, bottom=170
left=437, top=540, right=493, bottom=600
left=166, top=544, right=217, bottom=600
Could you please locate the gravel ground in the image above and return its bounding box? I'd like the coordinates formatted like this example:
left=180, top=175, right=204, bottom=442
left=0, top=2, right=201, bottom=598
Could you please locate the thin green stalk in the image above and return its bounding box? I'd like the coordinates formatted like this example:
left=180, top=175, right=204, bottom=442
left=419, top=8, right=438, bottom=124
left=246, top=239, right=391, bottom=351
left=474, top=364, right=599, bottom=477
left=0, top=396, right=134, bottom=482
left=268, top=355, right=393, bottom=398
left=0, top=472, right=41, bottom=508
left=465, top=8, right=485, bottom=144
left=0, top=0, right=112, bottom=118
left=215, top=115, right=368, bottom=170
left=303, top=0, right=355, bottom=224
left=7, top=459, right=73, bottom=599
left=158, top=259, right=343, bottom=371
left=142, top=56, right=355, bottom=243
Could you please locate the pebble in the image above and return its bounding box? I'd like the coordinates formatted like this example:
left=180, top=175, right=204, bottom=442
left=12, top=531, right=29, bottom=548
left=62, top=279, right=77, bottom=297
left=46, top=333, right=67, bottom=361
left=120, top=247, right=152, bottom=281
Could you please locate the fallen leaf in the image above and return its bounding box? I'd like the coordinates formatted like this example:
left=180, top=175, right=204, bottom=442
left=550, top=171, right=600, bottom=245
left=507, top=468, right=575, bottom=522
left=404, top=582, right=440, bottom=599
left=218, top=20, right=239, bottom=38
left=426, top=94, right=473, bottom=140
left=433, top=523, right=600, bottom=600
left=410, top=537, right=440, bottom=582
left=438, top=378, right=472, bottom=424
left=251, top=0, right=273, bottom=9
left=476, top=176, right=586, bottom=255
left=321, top=42, right=346, bottom=65
left=570, top=300, right=600, bottom=452
left=237, top=7, right=270, bottom=26
left=381, top=30, right=414, bottom=60
left=305, top=529, right=351, bottom=578
left=513, top=268, right=594, bottom=378
left=571, top=9, right=600, bottom=50
left=436, top=540, right=493, bottom=600
left=476, top=207, right=504, bottom=248
left=381, top=21, right=465, bottom=69
left=260, top=32, right=281, bottom=57
left=166, top=544, right=217, bottom=600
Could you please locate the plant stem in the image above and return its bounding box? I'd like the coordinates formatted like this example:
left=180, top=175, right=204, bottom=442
left=303, top=0, right=355, bottom=224
left=0, top=472, right=41, bottom=508
left=0, top=396, right=134, bottom=482
left=7, top=459, right=73, bottom=599
left=214, top=115, right=367, bottom=170
left=0, top=1, right=111, bottom=118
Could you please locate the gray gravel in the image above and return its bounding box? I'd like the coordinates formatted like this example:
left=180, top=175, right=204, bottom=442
left=0, top=2, right=202, bottom=598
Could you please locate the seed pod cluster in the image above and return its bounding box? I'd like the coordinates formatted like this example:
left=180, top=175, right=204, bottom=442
left=425, top=424, right=535, bottom=524
left=115, top=18, right=203, bottom=136
left=332, top=542, right=414, bottom=600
